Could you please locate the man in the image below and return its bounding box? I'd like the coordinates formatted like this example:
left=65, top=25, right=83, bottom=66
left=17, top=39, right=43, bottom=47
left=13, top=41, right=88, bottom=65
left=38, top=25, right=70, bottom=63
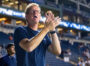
left=0, top=44, right=16, bottom=66
left=14, top=3, right=61, bottom=66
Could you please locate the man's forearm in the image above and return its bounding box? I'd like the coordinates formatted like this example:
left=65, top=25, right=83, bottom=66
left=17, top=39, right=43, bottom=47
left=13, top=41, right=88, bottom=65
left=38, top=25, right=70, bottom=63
left=50, top=33, right=61, bottom=55
left=20, top=27, right=49, bottom=52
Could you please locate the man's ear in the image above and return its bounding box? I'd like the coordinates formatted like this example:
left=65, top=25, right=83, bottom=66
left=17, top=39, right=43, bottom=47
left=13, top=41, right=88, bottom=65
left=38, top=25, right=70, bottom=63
left=7, top=48, right=9, bottom=52
left=25, top=15, right=28, bottom=20
left=25, top=14, right=29, bottom=21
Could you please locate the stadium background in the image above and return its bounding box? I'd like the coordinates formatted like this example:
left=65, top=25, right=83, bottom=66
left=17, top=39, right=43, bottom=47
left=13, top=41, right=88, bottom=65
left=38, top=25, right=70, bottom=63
left=0, top=0, right=90, bottom=66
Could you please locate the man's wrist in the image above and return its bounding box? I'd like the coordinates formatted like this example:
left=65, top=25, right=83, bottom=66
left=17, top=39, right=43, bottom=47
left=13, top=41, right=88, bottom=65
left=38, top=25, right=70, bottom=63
left=43, top=27, right=49, bottom=32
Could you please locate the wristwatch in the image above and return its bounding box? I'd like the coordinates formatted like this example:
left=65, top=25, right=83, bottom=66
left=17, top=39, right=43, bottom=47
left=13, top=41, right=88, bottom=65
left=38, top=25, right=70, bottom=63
left=50, top=31, right=56, bottom=34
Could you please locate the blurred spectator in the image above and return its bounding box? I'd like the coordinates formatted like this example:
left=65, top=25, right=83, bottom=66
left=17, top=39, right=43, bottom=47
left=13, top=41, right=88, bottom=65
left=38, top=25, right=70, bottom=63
left=9, top=35, right=13, bottom=40
left=1, top=21, right=4, bottom=26
left=85, top=58, right=90, bottom=66
left=0, top=44, right=16, bottom=66
left=66, top=49, right=72, bottom=56
left=63, top=49, right=72, bottom=62
left=83, top=48, right=90, bottom=59
left=0, top=45, right=7, bottom=58
left=78, top=43, right=84, bottom=49
left=77, top=57, right=85, bottom=66
left=78, top=43, right=84, bottom=55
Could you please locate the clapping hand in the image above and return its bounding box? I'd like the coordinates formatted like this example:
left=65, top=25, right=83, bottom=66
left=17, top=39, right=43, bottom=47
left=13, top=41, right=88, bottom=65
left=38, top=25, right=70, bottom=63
left=45, top=11, right=61, bottom=31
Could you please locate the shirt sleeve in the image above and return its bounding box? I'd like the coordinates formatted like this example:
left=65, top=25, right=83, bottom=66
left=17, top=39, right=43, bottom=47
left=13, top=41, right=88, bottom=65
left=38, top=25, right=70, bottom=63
left=14, top=26, right=28, bottom=44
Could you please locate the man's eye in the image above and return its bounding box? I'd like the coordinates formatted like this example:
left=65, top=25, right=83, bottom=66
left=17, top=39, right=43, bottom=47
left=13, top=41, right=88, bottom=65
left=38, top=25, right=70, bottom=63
left=47, top=13, right=48, bottom=15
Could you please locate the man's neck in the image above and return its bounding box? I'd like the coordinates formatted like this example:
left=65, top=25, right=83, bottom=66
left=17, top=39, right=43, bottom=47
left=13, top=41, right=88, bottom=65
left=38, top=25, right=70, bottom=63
left=28, top=24, right=38, bottom=31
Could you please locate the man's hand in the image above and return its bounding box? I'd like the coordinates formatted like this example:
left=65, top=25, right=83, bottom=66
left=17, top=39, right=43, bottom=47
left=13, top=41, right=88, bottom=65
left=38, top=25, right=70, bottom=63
left=45, top=11, right=61, bottom=31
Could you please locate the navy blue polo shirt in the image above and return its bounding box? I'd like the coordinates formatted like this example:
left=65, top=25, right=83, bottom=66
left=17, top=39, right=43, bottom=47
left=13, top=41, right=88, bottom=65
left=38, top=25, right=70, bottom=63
left=14, top=26, right=51, bottom=66
left=0, top=54, right=16, bottom=66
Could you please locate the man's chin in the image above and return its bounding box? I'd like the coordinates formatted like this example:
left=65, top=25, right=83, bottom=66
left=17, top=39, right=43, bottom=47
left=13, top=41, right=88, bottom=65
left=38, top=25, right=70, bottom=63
left=33, top=21, right=39, bottom=24
left=12, top=52, right=15, bottom=54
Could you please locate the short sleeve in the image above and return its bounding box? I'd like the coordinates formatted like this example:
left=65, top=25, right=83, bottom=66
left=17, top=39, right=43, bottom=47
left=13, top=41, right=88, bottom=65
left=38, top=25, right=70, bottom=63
left=14, top=26, right=28, bottom=44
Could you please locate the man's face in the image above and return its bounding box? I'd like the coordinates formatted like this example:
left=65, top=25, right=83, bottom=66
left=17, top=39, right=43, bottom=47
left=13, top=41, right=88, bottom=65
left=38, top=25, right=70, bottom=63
left=26, top=5, right=41, bottom=24
left=7, top=46, right=15, bottom=55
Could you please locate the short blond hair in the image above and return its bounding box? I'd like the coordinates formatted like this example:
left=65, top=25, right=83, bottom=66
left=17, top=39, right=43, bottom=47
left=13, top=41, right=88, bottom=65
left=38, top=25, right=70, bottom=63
left=25, top=3, right=41, bottom=15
